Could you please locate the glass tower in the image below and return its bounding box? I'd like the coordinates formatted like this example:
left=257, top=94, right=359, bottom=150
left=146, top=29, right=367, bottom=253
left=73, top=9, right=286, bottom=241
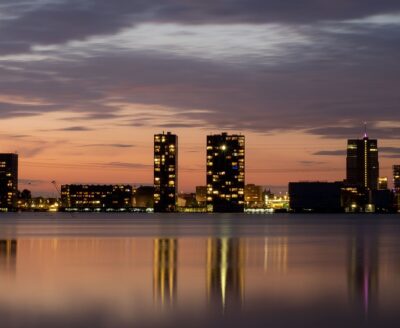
left=346, top=135, right=379, bottom=190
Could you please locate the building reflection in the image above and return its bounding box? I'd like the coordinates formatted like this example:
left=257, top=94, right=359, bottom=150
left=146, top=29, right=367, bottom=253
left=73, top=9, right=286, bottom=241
left=207, top=238, right=245, bottom=313
left=153, top=238, right=177, bottom=309
left=264, top=237, right=288, bottom=273
left=0, top=240, right=17, bottom=275
left=348, top=231, right=379, bottom=315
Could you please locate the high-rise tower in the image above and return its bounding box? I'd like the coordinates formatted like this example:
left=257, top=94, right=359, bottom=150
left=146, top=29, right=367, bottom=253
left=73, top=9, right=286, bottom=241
left=0, top=154, right=18, bottom=211
left=206, top=133, right=245, bottom=212
left=154, top=132, right=178, bottom=212
left=393, top=165, right=400, bottom=191
left=346, top=130, right=379, bottom=190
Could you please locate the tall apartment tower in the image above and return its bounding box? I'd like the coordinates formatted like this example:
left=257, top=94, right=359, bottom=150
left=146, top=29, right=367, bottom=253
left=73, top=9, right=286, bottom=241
left=154, top=132, right=178, bottom=212
left=206, top=133, right=245, bottom=212
left=346, top=132, right=379, bottom=190
left=0, top=153, right=18, bottom=211
left=393, top=165, right=400, bottom=191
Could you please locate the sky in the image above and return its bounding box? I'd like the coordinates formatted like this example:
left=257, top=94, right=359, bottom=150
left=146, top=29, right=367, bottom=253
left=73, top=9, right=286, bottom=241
left=0, top=0, right=400, bottom=195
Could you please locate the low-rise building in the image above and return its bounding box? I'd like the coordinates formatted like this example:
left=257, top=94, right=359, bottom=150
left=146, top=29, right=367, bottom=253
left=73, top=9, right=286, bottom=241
left=61, top=184, right=133, bottom=210
left=289, top=181, right=343, bottom=213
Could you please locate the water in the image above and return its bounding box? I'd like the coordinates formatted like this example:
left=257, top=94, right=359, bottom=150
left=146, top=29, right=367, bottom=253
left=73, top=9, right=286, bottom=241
left=1, top=213, right=400, bottom=327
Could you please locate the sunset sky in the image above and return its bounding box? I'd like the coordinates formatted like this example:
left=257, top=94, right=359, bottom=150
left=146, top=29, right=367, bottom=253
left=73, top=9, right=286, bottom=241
left=0, top=0, right=399, bottom=195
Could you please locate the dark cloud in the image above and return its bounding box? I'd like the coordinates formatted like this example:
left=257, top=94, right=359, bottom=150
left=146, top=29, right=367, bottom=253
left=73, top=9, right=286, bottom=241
left=313, top=150, right=347, bottom=156
left=308, top=125, right=400, bottom=140
left=58, top=126, right=92, bottom=131
left=1, top=0, right=400, bottom=55
left=0, top=4, right=399, bottom=137
left=0, top=101, right=59, bottom=119
left=299, top=160, right=326, bottom=165
left=105, top=162, right=151, bottom=169
left=80, top=144, right=135, bottom=148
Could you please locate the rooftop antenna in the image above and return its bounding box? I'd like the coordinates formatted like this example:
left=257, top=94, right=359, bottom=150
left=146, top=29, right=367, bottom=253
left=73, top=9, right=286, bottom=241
left=363, top=122, right=368, bottom=138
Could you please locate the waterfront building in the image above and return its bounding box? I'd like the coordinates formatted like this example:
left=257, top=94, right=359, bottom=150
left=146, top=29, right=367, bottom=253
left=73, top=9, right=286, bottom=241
left=61, top=184, right=133, bottom=210
left=244, top=184, right=263, bottom=208
left=378, top=177, right=388, bottom=190
left=394, top=165, right=400, bottom=211
left=346, top=133, right=379, bottom=190
left=206, top=133, right=245, bottom=212
left=154, top=132, right=178, bottom=212
left=177, top=193, right=197, bottom=207
left=133, top=186, right=155, bottom=208
left=394, top=165, right=400, bottom=191
left=0, top=153, right=18, bottom=211
left=289, top=181, right=344, bottom=213
left=341, top=185, right=369, bottom=213
left=195, top=186, right=207, bottom=207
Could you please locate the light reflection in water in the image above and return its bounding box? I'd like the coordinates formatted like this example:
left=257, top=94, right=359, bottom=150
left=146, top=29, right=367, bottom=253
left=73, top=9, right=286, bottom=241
left=348, top=229, right=379, bottom=316
left=0, top=228, right=399, bottom=327
left=264, top=237, right=288, bottom=273
left=153, top=239, right=178, bottom=309
left=0, top=240, right=17, bottom=275
left=206, top=238, right=245, bottom=313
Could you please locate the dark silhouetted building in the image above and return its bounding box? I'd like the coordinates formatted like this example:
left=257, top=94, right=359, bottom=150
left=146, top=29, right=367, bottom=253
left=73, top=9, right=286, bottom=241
left=341, top=185, right=369, bottom=213
left=154, top=132, right=178, bottom=212
left=372, top=189, right=396, bottom=213
left=134, top=186, right=155, bottom=208
left=289, top=181, right=343, bottom=212
left=207, top=238, right=244, bottom=313
left=0, top=154, right=18, bottom=211
left=346, top=135, right=379, bottom=190
left=61, top=184, right=133, bottom=210
left=153, top=239, right=177, bottom=308
left=206, top=133, right=245, bottom=212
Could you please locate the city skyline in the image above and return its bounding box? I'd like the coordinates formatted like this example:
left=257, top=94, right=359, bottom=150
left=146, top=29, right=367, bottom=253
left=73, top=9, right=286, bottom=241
left=1, top=128, right=400, bottom=197
left=0, top=1, right=399, bottom=194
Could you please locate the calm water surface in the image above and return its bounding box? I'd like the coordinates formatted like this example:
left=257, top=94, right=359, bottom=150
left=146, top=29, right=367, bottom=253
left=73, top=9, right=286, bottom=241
left=1, top=213, right=400, bottom=327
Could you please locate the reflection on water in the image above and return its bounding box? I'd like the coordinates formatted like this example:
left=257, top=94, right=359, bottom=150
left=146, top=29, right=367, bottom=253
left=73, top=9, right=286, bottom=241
left=264, top=237, right=288, bottom=273
left=207, top=238, right=245, bottom=313
left=0, top=240, right=17, bottom=275
left=1, top=214, right=400, bottom=327
left=153, top=239, right=177, bottom=308
left=348, top=229, right=379, bottom=316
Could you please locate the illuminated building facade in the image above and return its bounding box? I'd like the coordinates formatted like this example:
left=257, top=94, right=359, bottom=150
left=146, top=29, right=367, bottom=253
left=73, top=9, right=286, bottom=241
left=0, top=153, right=18, bottom=211
left=378, top=177, right=388, bottom=190
left=394, top=165, right=400, bottom=211
left=206, top=133, right=245, bottom=212
left=153, top=239, right=177, bottom=308
left=244, top=184, right=263, bottom=208
left=207, top=238, right=244, bottom=313
left=61, top=184, right=133, bottom=210
left=346, top=136, right=379, bottom=190
left=195, top=186, right=207, bottom=207
left=154, top=132, right=178, bottom=212
left=394, top=165, right=400, bottom=191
